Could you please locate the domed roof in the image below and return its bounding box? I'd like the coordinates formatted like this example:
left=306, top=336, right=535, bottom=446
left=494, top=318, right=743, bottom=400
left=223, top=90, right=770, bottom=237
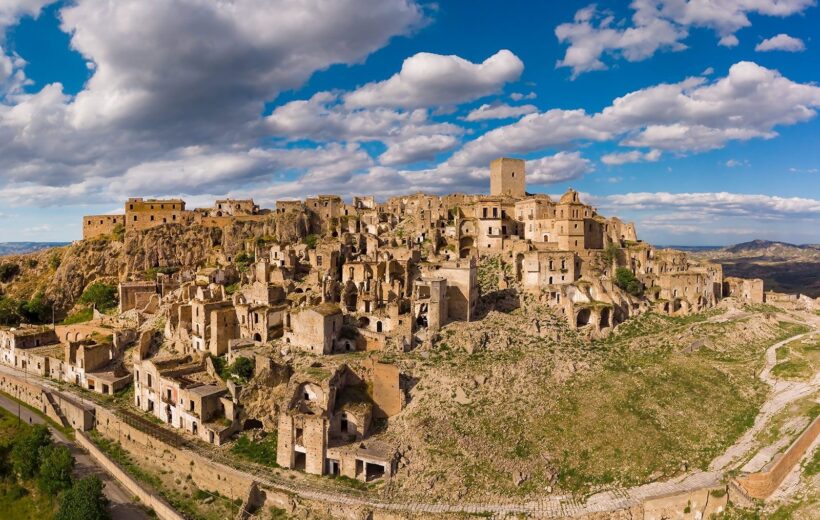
left=559, top=188, right=579, bottom=204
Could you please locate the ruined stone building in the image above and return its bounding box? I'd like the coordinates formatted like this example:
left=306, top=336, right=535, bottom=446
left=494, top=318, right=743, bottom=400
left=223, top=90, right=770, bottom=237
left=63, top=154, right=773, bottom=486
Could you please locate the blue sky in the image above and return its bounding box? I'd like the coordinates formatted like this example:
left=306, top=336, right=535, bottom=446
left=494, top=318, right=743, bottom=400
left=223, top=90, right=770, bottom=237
left=0, top=0, right=818, bottom=245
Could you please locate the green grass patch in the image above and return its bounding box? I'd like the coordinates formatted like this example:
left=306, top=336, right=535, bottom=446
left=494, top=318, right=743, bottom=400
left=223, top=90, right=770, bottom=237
left=62, top=307, right=94, bottom=324
left=230, top=433, right=279, bottom=468
left=803, top=446, right=820, bottom=477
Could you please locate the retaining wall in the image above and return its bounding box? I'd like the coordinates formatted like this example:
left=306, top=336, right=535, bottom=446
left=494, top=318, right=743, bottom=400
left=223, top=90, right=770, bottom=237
left=94, top=407, right=255, bottom=502
left=735, top=415, right=820, bottom=498
left=76, top=430, right=184, bottom=520
left=0, top=371, right=94, bottom=430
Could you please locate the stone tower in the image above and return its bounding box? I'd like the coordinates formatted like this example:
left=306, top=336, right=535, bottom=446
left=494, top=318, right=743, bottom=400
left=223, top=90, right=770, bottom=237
left=490, top=157, right=525, bottom=198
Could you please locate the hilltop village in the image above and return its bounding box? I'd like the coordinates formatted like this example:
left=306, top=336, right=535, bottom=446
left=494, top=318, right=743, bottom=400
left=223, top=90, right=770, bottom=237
left=1, top=158, right=770, bottom=489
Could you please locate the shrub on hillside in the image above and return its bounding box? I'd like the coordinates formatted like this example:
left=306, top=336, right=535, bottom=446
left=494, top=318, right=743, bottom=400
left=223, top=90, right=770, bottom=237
left=304, top=234, right=319, bottom=250
left=0, top=263, right=20, bottom=282
left=79, top=282, right=118, bottom=311
left=614, top=267, right=643, bottom=296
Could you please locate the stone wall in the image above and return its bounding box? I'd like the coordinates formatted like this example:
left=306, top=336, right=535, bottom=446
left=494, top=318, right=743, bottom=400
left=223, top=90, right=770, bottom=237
left=0, top=372, right=94, bottom=430
left=83, top=215, right=125, bottom=240
left=94, top=406, right=255, bottom=501
left=76, top=431, right=185, bottom=520
left=735, top=415, right=820, bottom=498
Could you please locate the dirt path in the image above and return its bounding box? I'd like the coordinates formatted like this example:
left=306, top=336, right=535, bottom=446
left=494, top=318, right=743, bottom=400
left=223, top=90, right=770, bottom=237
left=710, top=313, right=819, bottom=472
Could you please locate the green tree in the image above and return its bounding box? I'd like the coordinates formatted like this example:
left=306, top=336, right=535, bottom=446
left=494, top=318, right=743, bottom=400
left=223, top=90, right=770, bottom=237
left=21, top=292, right=52, bottom=323
left=79, top=283, right=118, bottom=312
left=10, top=424, right=51, bottom=479
left=37, top=444, right=74, bottom=494
left=0, top=297, right=22, bottom=326
left=614, top=267, right=643, bottom=296
left=232, top=357, right=255, bottom=380
left=55, top=476, right=110, bottom=520
left=0, top=263, right=21, bottom=282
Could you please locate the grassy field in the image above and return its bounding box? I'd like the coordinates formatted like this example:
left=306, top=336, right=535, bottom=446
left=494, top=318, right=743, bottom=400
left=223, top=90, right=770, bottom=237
left=772, top=333, right=820, bottom=381
left=0, top=408, right=58, bottom=519
left=391, top=306, right=812, bottom=500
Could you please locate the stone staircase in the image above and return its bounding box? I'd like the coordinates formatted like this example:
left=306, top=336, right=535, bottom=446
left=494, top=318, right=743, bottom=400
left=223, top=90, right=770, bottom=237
left=43, top=391, right=70, bottom=428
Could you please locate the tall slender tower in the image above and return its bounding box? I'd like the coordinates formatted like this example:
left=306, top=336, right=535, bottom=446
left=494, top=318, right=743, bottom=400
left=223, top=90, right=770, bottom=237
left=489, top=157, right=525, bottom=198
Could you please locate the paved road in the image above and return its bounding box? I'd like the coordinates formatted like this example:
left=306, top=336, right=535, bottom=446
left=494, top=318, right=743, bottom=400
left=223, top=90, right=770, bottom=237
left=0, top=392, right=150, bottom=520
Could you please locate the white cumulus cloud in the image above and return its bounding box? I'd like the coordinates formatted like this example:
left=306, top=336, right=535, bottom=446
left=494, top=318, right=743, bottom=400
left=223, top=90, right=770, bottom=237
left=755, top=33, right=806, bottom=52
left=344, top=50, right=523, bottom=109
left=601, top=149, right=661, bottom=165
left=526, top=152, right=594, bottom=184
left=556, top=1, right=815, bottom=77
left=464, top=103, right=537, bottom=121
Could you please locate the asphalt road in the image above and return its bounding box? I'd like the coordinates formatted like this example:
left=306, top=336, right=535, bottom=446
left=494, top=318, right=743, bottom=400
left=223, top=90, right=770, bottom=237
left=0, top=390, right=150, bottom=520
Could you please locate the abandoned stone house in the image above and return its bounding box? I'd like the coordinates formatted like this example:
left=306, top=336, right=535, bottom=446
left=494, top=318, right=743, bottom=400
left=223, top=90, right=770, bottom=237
left=276, top=363, right=398, bottom=482
left=133, top=355, right=239, bottom=445
left=0, top=326, right=129, bottom=395
left=283, top=304, right=345, bottom=354
left=723, top=277, right=765, bottom=304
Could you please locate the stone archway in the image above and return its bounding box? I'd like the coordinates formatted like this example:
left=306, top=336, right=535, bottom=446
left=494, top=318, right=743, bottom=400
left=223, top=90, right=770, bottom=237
left=576, top=308, right=591, bottom=328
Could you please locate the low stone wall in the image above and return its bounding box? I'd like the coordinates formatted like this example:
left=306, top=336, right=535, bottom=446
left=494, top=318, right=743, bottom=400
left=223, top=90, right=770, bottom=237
left=643, top=486, right=727, bottom=520
left=94, top=407, right=255, bottom=502
left=0, top=372, right=94, bottom=430
left=736, top=415, right=820, bottom=498
left=0, top=373, right=45, bottom=410
left=76, top=430, right=184, bottom=520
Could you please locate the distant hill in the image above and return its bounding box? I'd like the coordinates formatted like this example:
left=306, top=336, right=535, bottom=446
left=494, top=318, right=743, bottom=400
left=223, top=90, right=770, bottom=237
left=0, top=242, right=69, bottom=257
left=723, top=239, right=820, bottom=254
left=690, top=239, right=820, bottom=298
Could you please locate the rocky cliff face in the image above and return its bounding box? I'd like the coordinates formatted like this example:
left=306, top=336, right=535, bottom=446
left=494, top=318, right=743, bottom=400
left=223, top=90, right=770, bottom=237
left=17, top=213, right=312, bottom=316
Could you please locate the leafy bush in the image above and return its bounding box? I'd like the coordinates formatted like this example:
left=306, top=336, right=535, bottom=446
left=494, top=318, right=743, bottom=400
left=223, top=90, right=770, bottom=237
left=79, top=282, right=118, bottom=312
left=10, top=425, right=51, bottom=479
left=614, top=267, right=643, bottom=296
left=602, top=243, right=620, bottom=267
left=55, top=476, right=110, bottom=520
left=112, top=223, right=125, bottom=241
left=25, top=259, right=38, bottom=269
left=37, top=444, right=74, bottom=494
left=304, top=234, right=319, bottom=250
left=232, top=357, right=255, bottom=380
left=21, top=292, right=52, bottom=323
left=234, top=251, right=255, bottom=268
left=49, top=252, right=62, bottom=270
left=0, top=263, right=20, bottom=283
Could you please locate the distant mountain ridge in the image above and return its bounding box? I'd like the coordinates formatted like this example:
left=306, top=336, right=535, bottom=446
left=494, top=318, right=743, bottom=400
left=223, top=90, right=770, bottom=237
left=0, top=242, right=69, bottom=256
left=689, top=238, right=820, bottom=298
left=723, top=239, right=820, bottom=254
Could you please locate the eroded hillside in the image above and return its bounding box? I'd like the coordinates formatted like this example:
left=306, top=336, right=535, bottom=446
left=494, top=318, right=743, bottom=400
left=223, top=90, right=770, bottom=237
left=369, top=300, right=809, bottom=501
left=0, top=212, right=310, bottom=318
